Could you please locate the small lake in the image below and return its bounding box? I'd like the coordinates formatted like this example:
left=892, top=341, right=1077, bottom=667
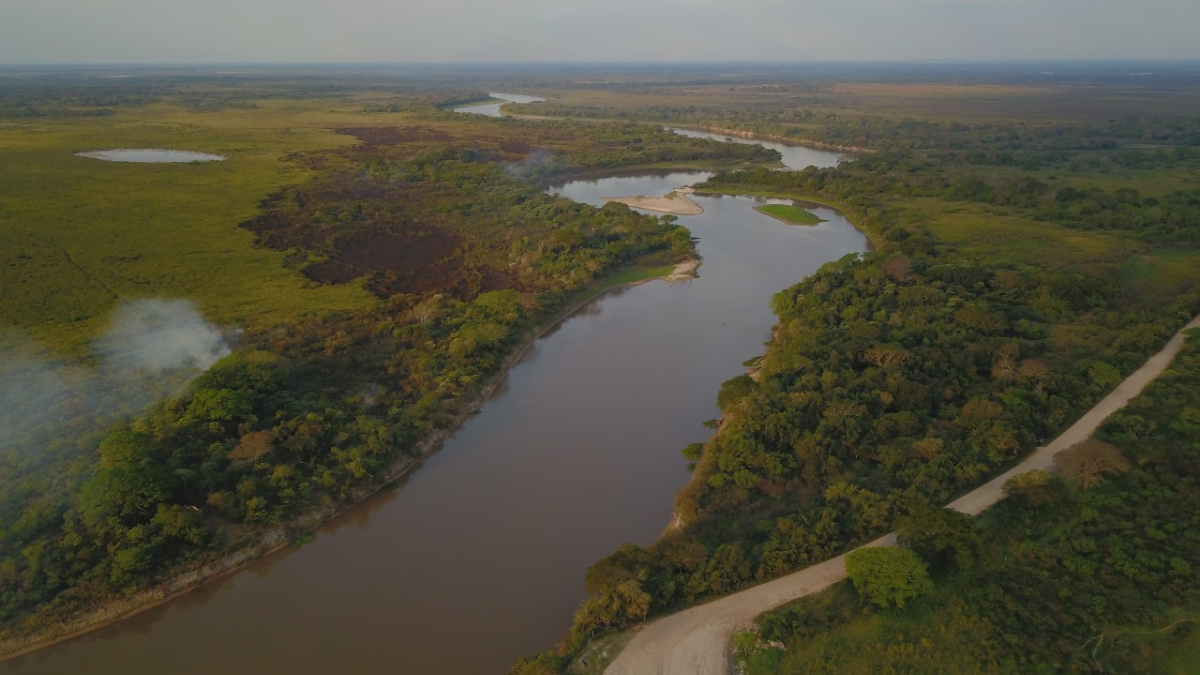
left=453, top=92, right=546, bottom=118
left=75, top=149, right=226, bottom=163
left=6, top=100, right=863, bottom=675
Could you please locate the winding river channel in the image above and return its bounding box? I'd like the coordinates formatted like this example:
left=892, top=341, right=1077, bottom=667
left=5, top=95, right=867, bottom=675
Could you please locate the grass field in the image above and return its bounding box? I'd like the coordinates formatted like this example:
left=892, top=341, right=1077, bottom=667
left=754, top=203, right=822, bottom=225
left=0, top=100, right=381, bottom=355
left=1159, top=627, right=1200, bottom=674
left=902, top=199, right=1126, bottom=265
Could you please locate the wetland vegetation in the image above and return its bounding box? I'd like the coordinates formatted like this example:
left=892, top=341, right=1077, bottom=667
left=0, top=68, right=776, bottom=654
left=3, top=64, right=1200, bottom=675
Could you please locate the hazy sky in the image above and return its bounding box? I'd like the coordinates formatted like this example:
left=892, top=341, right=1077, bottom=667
left=3, top=0, right=1199, bottom=64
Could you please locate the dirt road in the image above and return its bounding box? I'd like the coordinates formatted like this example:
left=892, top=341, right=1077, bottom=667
left=603, top=315, right=1200, bottom=675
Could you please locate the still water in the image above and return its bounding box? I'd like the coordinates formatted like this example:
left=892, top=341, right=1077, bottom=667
left=75, top=149, right=226, bottom=163
left=6, top=104, right=863, bottom=675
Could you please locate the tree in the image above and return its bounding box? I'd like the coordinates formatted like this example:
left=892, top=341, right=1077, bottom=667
left=1088, top=361, right=1123, bottom=392
left=896, top=506, right=981, bottom=571
left=229, top=430, right=275, bottom=465
left=864, top=344, right=910, bottom=368
left=1054, top=439, right=1131, bottom=489
left=845, top=547, right=934, bottom=609
left=1002, top=469, right=1064, bottom=506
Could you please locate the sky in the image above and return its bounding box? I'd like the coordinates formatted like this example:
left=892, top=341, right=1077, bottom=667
left=2, top=0, right=1199, bottom=64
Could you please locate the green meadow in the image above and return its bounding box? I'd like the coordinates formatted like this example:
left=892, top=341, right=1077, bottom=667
left=753, top=203, right=822, bottom=225
left=0, top=101, right=377, bottom=355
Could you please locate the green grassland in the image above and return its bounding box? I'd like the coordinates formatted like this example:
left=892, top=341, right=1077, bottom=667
left=753, top=204, right=822, bottom=225
left=0, top=100, right=378, bottom=355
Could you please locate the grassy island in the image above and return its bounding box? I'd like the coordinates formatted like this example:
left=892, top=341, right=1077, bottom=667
left=753, top=203, right=823, bottom=225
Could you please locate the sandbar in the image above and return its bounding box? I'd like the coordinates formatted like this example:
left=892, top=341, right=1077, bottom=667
left=605, top=186, right=703, bottom=215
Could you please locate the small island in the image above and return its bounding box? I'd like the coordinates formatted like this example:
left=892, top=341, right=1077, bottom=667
left=754, top=203, right=824, bottom=225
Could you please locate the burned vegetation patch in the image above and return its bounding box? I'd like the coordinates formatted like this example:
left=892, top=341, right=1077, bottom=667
left=242, top=179, right=472, bottom=298
left=240, top=118, right=708, bottom=304
left=314, top=227, right=465, bottom=296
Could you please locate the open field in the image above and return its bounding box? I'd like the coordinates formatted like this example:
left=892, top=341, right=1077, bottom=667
left=0, top=100, right=378, bottom=354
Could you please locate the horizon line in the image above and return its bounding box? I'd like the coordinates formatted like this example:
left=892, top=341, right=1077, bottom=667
left=4, top=58, right=1200, bottom=69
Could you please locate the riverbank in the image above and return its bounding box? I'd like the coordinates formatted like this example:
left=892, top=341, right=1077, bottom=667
left=0, top=258, right=698, bottom=662
left=605, top=186, right=703, bottom=215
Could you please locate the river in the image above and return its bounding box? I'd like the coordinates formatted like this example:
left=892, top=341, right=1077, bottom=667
left=5, top=97, right=866, bottom=675
left=453, top=92, right=546, bottom=118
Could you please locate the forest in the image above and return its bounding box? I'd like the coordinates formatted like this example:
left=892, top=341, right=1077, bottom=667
left=738, top=330, right=1200, bottom=674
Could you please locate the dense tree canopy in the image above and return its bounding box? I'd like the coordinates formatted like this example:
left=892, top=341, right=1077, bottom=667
left=845, top=547, right=934, bottom=609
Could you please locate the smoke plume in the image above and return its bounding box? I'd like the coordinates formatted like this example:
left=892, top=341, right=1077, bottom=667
left=0, top=299, right=231, bottom=456
left=98, top=299, right=231, bottom=374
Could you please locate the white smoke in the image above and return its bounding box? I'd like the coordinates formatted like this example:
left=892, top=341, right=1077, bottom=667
left=98, top=299, right=231, bottom=374
left=505, top=147, right=555, bottom=177
left=0, top=299, right=231, bottom=455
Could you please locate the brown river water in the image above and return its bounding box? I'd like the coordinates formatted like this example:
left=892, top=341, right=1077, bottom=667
left=5, top=106, right=866, bottom=675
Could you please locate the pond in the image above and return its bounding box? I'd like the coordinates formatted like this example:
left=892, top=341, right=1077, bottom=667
left=75, top=149, right=226, bottom=163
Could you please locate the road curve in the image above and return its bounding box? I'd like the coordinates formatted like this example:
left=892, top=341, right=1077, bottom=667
left=603, top=315, right=1200, bottom=675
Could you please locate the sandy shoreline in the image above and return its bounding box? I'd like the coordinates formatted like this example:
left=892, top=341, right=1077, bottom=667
left=0, top=261, right=698, bottom=663
left=624, top=258, right=701, bottom=287
left=606, top=186, right=703, bottom=215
